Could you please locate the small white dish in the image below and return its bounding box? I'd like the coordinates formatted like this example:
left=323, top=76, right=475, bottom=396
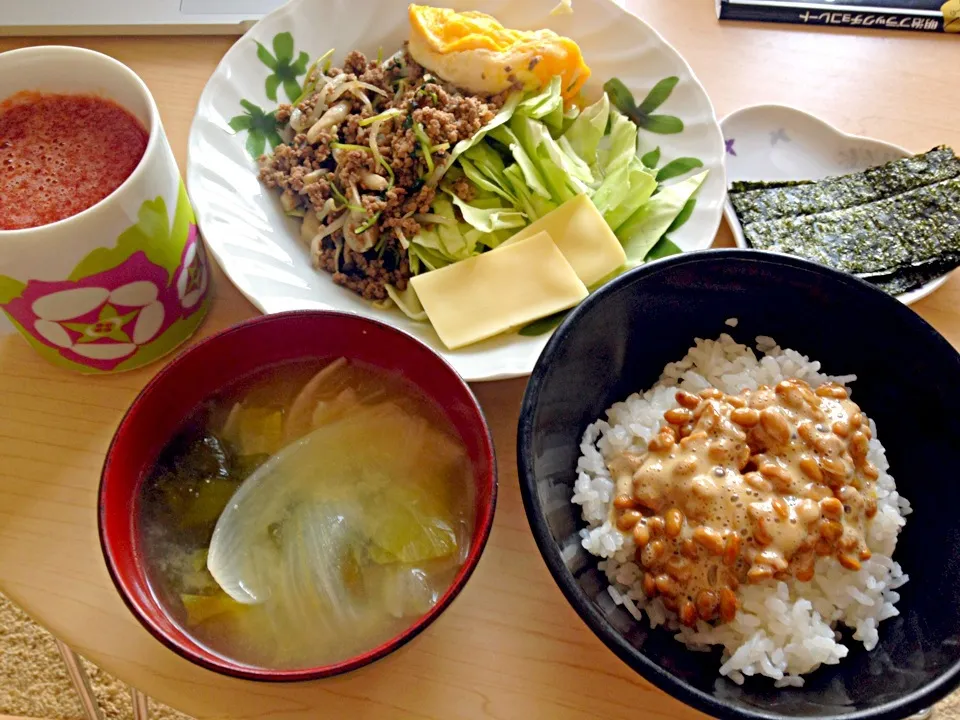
left=186, top=0, right=726, bottom=382
left=720, top=104, right=948, bottom=305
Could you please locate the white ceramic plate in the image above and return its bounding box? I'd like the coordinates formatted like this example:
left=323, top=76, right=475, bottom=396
left=187, top=0, right=725, bottom=381
left=720, top=104, right=949, bottom=306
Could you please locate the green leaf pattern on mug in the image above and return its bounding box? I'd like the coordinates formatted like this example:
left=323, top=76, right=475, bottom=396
left=0, top=276, right=25, bottom=305
left=69, top=187, right=193, bottom=285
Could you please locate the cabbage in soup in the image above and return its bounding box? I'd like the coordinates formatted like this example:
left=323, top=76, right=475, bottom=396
left=138, top=358, right=475, bottom=669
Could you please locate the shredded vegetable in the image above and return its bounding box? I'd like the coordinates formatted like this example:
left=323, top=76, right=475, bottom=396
left=414, top=213, right=456, bottom=226
left=368, top=120, right=396, bottom=190
left=412, top=122, right=435, bottom=175
left=407, top=76, right=707, bottom=278
left=309, top=213, right=348, bottom=260
left=329, top=183, right=364, bottom=213
left=293, top=49, right=336, bottom=106
left=331, top=81, right=388, bottom=104
left=356, top=211, right=381, bottom=234
left=359, top=107, right=402, bottom=128
left=330, top=142, right=372, bottom=154
left=261, top=38, right=708, bottom=337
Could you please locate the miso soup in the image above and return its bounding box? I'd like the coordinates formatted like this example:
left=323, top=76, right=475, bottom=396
left=138, top=358, right=475, bottom=669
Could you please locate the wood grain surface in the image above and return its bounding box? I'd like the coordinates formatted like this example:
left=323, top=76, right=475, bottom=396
left=1, top=2, right=958, bottom=718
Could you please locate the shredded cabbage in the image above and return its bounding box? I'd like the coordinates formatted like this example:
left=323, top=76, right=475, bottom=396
left=458, top=156, right=516, bottom=203
left=448, top=194, right=526, bottom=235
left=593, top=159, right=657, bottom=231
left=598, top=108, right=640, bottom=177
left=517, top=76, right=565, bottom=130
left=409, top=76, right=707, bottom=293
left=617, top=170, right=709, bottom=266
left=562, top=93, right=609, bottom=167
left=385, top=283, right=427, bottom=321
left=489, top=125, right=551, bottom=199
left=426, top=91, right=524, bottom=186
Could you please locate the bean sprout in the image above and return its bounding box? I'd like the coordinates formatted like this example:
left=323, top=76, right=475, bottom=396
left=309, top=213, right=348, bottom=264
left=307, top=102, right=350, bottom=143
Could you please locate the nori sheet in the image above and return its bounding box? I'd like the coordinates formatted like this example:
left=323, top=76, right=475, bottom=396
left=742, top=174, right=960, bottom=277
left=863, top=256, right=960, bottom=295
left=729, top=179, right=815, bottom=193
left=729, top=146, right=960, bottom=295
left=729, top=146, right=960, bottom=225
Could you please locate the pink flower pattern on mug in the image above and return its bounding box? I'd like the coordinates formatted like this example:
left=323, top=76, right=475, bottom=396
left=2, top=225, right=206, bottom=372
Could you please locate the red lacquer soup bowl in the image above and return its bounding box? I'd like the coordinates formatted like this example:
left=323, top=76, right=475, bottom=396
left=99, top=311, right=497, bottom=681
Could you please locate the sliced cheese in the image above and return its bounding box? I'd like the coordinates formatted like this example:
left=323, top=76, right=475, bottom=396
left=502, top=193, right=626, bottom=287
left=411, top=231, right=588, bottom=350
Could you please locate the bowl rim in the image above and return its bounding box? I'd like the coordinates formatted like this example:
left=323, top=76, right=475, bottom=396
left=98, top=309, right=498, bottom=682
left=0, top=46, right=162, bottom=238
left=516, top=248, right=960, bottom=720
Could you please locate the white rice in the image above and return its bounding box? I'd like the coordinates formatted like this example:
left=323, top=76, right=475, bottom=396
left=573, top=331, right=911, bottom=687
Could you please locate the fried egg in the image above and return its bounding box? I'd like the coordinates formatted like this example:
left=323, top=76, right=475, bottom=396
left=407, top=4, right=590, bottom=103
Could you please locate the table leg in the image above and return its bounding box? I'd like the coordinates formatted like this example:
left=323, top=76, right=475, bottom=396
left=53, top=639, right=103, bottom=720
left=130, top=686, right=150, bottom=720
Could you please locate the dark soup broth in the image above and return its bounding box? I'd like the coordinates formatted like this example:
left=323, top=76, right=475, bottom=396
left=138, top=358, right=475, bottom=670
left=0, top=92, right=148, bottom=230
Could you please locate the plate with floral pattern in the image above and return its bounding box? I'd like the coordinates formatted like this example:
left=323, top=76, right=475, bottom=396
left=721, top=104, right=950, bottom=306
left=186, top=0, right=725, bottom=381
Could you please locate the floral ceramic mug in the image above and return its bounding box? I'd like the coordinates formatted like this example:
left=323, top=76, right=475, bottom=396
left=0, top=46, right=210, bottom=374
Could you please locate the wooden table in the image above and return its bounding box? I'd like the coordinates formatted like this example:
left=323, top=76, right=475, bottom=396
left=2, top=3, right=959, bottom=718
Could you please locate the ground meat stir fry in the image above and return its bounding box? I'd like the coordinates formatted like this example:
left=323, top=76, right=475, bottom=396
left=258, top=47, right=503, bottom=300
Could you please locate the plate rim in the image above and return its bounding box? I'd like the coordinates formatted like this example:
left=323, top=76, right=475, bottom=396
left=186, top=0, right=726, bottom=382
left=719, top=102, right=949, bottom=306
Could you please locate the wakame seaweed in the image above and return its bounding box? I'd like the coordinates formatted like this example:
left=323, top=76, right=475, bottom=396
left=729, top=146, right=960, bottom=225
